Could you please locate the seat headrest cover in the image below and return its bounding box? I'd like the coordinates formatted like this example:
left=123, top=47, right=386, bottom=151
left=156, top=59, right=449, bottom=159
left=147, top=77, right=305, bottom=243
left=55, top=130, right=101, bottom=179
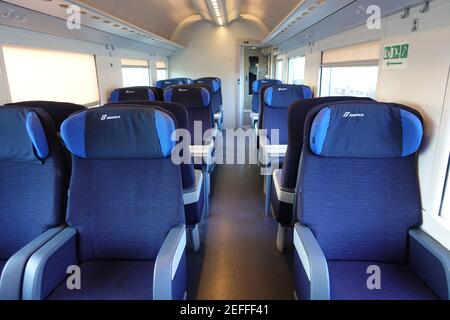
left=194, top=79, right=220, bottom=93
left=110, top=87, right=156, bottom=103
left=164, top=86, right=210, bottom=108
left=252, top=79, right=282, bottom=94
left=0, top=108, right=49, bottom=162
left=156, top=78, right=192, bottom=89
left=264, top=85, right=313, bottom=108
left=310, top=103, right=423, bottom=158
left=61, top=107, right=175, bottom=159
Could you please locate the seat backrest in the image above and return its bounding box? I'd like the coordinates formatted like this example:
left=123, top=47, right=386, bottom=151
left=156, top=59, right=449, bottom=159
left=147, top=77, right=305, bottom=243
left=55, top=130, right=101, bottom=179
left=251, top=79, right=282, bottom=113
left=282, top=97, right=374, bottom=190
left=110, top=86, right=161, bottom=103
left=0, top=106, right=66, bottom=260
left=297, top=101, right=424, bottom=264
left=259, top=84, right=313, bottom=144
left=103, top=100, right=196, bottom=189
left=61, top=107, right=184, bottom=261
left=5, top=101, right=86, bottom=130
left=164, top=84, right=213, bottom=143
left=156, top=78, right=192, bottom=90
left=194, top=78, right=222, bottom=113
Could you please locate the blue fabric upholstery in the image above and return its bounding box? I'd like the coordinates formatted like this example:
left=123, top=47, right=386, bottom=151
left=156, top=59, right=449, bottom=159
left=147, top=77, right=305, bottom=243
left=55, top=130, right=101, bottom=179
left=61, top=107, right=176, bottom=159
left=103, top=101, right=196, bottom=189
left=5, top=101, right=86, bottom=131
left=165, top=86, right=211, bottom=108
left=281, top=97, right=374, bottom=190
left=251, top=79, right=282, bottom=113
left=102, top=102, right=203, bottom=227
left=297, top=102, right=424, bottom=265
left=66, top=157, right=184, bottom=261
left=47, top=261, right=155, bottom=300
left=0, top=108, right=49, bottom=162
left=272, top=97, right=373, bottom=227
left=156, top=78, right=192, bottom=90
left=164, top=85, right=214, bottom=142
left=310, top=102, right=423, bottom=158
left=328, top=261, right=437, bottom=300
left=264, top=85, right=312, bottom=108
left=193, top=78, right=221, bottom=114
left=109, top=87, right=158, bottom=103
left=0, top=106, right=66, bottom=260
left=26, top=111, right=49, bottom=159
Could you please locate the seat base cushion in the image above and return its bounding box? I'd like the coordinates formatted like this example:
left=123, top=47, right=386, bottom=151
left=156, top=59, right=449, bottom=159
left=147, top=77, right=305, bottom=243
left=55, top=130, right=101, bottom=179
left=328, top=261, right=438, bottom=300
left=48, top=260, right=154, bottom=300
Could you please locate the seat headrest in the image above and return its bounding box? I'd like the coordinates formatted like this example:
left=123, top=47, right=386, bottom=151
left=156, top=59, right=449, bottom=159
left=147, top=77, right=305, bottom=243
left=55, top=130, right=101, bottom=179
left=264, top=85, right=313, bottom=108
left=61, top=107, right=176, bottom=159
left=310, top=102, right=423, bottom=158
left=252, top=79, right=282, bottom=94
left=110, top=87, right=156, bottom=103
left=0, top=107, right=49, bottom=162
left=164, top=86, right=211, bottom=109
left=194, top=78, right=221, bottom=92
left=156, top=78, right=192, bottom=89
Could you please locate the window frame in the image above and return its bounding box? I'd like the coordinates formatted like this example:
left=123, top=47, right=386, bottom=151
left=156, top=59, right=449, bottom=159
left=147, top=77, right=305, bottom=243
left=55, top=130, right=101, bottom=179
left=2, top=44, right=100, bottom=106
left=120, top=58, right=151, bottom=88
left=287, top=56, right=306, bottom=85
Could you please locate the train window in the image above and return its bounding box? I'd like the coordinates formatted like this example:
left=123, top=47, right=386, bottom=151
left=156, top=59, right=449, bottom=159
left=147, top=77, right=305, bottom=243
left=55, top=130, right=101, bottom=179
left=276, top=59, right=284, bottom=81
left=2, top=45, right=100, bottom=106
left=156, top=60, right=168, bottom=81
left=320, top=66, right=379, bottom=98
left=287, top=56, right=305, bottom=85
left=121, top=58, right=150, bottom=87
left=320, top=41, right=380, bottom=98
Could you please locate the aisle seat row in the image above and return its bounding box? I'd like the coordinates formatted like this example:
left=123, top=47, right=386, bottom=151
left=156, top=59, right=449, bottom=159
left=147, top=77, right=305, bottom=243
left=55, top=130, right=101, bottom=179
left=0, top=100, right=217, bottom=300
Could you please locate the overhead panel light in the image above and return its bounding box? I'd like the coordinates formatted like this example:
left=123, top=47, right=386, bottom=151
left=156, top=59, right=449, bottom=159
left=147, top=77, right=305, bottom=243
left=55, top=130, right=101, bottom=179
left=206, top=0, right=227, bottom=26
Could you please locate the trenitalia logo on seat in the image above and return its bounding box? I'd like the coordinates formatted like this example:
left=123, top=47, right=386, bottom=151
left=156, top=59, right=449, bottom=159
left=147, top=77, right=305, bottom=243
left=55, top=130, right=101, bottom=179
left=125, top=90, right=136, bottom=94
left=100, top=114, right=121, bottom=121
left=343, top=112, right=365, bottom=118
left=179, top=89, right=189, bottom=92
left=278, top=88, right=288, bottom=92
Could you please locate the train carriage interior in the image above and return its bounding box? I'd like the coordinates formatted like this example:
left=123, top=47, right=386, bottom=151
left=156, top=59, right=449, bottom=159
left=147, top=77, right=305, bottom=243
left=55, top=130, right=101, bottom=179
left=0, top=0, right=450, bottom=309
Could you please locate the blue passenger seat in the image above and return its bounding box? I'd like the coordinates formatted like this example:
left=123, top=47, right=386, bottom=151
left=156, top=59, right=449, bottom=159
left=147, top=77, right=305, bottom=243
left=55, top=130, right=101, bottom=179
left=194, top=78, right=223, bottom=130
left=0, top=105, right=67, bottom=300
left=103, top=101, right=205, bottom=251
left=293, top=101, right=450, bottom=300
left=164, top=84, right=214, bottom=143
left=23, top=107, right=187, bottom=300
left=156, top=78, right=192, bottom=90
left=272, top=97, right=373, bottom=252
left=259, top=84, right=313, bottom=146
left=5, top=101, right=86, bottom=131
left=251, top=79, right=282, bottom=129
left=109, top=86, right=162, bottom=103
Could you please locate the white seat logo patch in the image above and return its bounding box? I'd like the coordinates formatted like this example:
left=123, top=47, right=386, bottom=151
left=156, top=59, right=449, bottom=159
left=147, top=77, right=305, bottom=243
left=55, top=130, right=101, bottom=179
left=100, top=114, right=121, bottom=121
left=343, top=112, right=365, bottom=118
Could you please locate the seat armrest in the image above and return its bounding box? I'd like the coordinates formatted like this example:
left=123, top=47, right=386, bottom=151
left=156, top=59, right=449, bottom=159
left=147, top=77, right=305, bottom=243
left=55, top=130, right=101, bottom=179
left=409, top=228, right=450, bottom=300
left=153, top=225, right=187, bottom=300
left=0, top=226, right=65, bottom=300
left=183, top=170, right=203, bottom=205
left=22, top=228, right=78, bottom=300
left=294, top=224, right=330, bottom=300
left=273, top=169, right=295, bottom=204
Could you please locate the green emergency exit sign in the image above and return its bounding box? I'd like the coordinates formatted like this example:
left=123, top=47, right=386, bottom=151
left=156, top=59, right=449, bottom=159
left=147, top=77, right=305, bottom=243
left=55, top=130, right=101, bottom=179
left=383, top=43, right=410, bottom=69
